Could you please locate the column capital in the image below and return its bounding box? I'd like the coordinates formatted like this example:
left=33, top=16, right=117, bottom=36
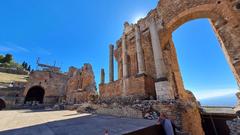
left=146, top=17, right=156, bottom=26
left=109, top=44, right=114, bottom=49
left=134, top=24, right=140, bottom=30
left=147, top=17, right=164, bottom=30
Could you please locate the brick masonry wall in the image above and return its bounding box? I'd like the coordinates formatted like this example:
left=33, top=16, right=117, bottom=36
left=99, top=75, right=155, bottom=98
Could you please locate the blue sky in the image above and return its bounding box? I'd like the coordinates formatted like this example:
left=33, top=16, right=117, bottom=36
left=172, top=19, right=238, bottom=106
left=0, top=0, right=238, bottom=106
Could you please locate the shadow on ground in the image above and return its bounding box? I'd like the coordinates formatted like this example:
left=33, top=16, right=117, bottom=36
left=0, top=112, right=156, bottom=135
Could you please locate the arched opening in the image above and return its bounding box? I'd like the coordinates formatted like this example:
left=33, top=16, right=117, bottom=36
left=24, top=86, right=45, bottom=104
left=168, top=12, right=239, bottom=135
left=158, top=3, right=240, bottom=106
left=172, top=18, right=238, bottom=106
left=0, top=98, right=6, bottom=110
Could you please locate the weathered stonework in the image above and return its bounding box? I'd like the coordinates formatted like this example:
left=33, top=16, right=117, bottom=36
left=23, top=71, right=68, bottom=105
left=99, top=0, right=240, bottom=134
left=100, top=74, right=155, bottom=98
left=23, top=63, right=96, bottom=105
left=227, top=118, right=240, bottom=135
left=66, top=64, right=97, bottom=104
left=0, top=86, right=25, bottom=109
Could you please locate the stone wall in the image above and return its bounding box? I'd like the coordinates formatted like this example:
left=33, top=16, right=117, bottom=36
left=0, top=67, right=28, bottom=75
left=227, top=118, right=240, bottom=135
left=66, top=64, right=97, bottom=104
left=23, top=71, right=68, bottom=98
left=76, top=96, right=204, bottom=134
left=0, top=86, right=25, bottom=108
left=22, top=64, right=97, bottom=105
left=100, top=74, right=155, bottom=98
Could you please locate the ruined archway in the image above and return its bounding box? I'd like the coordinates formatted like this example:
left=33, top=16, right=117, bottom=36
left=157, top=1, right=240, bottom=134
left=173, top=18, right=238, bottom=105
left=24, top=86, right=45, bottom=104
left=156, top=1, right=240, bottom=100
left=0, top=98, right=6, bottom=110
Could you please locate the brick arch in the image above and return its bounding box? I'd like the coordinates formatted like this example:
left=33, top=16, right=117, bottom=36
left=165, top=4, right=222, bottom=35
left=154, top=1, right=240, bottom=134
left=24, top=86, right=45, bottom=104
left=157, top=0, right=240, bottom=86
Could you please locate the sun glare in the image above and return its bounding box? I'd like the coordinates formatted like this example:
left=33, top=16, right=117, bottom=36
left=132, top=14, right=145, bottom=23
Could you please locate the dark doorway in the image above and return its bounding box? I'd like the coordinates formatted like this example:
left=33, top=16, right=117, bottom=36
left=0, top=98, right=6, bottom=110
left=24, top=86, right=45, bottom=104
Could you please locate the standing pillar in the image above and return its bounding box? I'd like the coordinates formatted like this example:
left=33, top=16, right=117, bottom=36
left=100, top=68, right=105, bottom=84
left=109, top=44, right=114, bottom=82
left=149, top=19, right=167, bottom=79
left=135, top=25, right=145, bottom=74
left=122, top=34, right=129, bottom=78
left=149, top=19, right=174, bottom=100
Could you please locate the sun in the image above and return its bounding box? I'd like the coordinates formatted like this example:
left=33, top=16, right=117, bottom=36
left=132, top=14, right=145, bottom=24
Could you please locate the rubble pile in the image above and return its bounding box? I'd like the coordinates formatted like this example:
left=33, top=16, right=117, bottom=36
left=227, top=118, right=240, bottom=135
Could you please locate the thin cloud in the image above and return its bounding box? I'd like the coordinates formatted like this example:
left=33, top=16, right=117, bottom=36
left=0, top=42, right=30, bottom=53
left=193, top=88, right=238, bottom=100
left=14, top=45, right=29, bottom=53
left=0, top=46, right=13, bottom=52
left=35, top=47, right=52, bottom=56
left=0, top=42, right=52, bottom=56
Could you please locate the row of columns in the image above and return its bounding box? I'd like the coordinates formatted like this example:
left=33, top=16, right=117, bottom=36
left=101, top=44, right=114, bottom=84
left=123, top=21, right=166, bottom=79
left=101, top=19, right=167, bottom=84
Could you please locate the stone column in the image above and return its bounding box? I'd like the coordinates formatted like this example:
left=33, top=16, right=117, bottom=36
left=100, top=68, right=105, bottom=84
left=135, top=25, right=145, bottom=74
left=149, top=19, right=167, bottom=79
left=122, top=34, right=129, bottom=78
left=149, top=19, right=174, bottom=100
left=109, top=44, right=114, bottom=82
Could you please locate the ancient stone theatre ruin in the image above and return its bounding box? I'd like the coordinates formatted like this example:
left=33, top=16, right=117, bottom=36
left=99, top=0, right=240, bottom=134
left=0, top=0, right=239, bottom=134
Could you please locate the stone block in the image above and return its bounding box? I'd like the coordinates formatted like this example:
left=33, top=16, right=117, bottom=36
left=155, top=81, right=174, bottom=100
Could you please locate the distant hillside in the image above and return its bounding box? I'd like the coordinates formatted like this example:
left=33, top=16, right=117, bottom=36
left=0, top=72, right=28, bottom=83
left=200, top=94, right=238, bottom=107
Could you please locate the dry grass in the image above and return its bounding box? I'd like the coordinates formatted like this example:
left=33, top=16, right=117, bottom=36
left=0, top=72, right=28, bottom=83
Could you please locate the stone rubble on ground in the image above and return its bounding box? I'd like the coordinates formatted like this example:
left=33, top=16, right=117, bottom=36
left=227, top=118, right=240, bottom=135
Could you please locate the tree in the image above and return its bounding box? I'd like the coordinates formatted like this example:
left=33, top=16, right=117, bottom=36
left=27, top=65, right=31, bottom=71
left=25, top=63, right=28, bottom=70
left=22, top=61, right=26, bottom=68
left=0, top=55, right=4, bottom=63
left=3, top=54, right=13, bottom=63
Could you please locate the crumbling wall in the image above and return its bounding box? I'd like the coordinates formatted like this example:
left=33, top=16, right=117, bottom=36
left=66, top=64, right=97, bottom=104
left=23, top=71, right=68, bottom=104
left=100, top=75, right=155, bottom=98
